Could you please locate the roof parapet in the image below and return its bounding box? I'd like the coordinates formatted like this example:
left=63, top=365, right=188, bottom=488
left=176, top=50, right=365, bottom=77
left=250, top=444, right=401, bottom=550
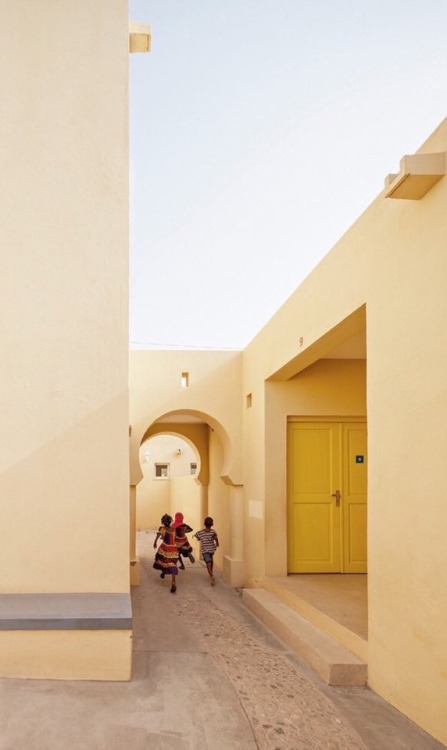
left=129, top=22, right=151, bottom=53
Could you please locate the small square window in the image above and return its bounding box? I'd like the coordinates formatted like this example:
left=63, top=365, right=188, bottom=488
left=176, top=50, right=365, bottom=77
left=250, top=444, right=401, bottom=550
left=155, top=463, right=169, bottom=479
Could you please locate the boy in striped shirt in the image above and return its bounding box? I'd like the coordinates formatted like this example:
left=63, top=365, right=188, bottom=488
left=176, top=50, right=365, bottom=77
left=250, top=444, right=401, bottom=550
left=194, top=517, right=219, bottom=585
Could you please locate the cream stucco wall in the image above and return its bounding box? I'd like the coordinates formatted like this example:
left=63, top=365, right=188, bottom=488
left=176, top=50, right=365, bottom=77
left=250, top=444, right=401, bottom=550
left=245, top=359, right=367, bottom=584
left=138, top=473, right=170, bottom=530
left=241, top=357, right=366, bottom=586
left=143, top=423, right=209, bottom=485
left=207, top=430, right=232, bottom=570
left=0, top=1, right=132, bottom=678
left=129, top=350, right=242, bottom=581
left=129, top=350, right=243, bottom=486
left=0, top=631, right=132, bottom=681
left=137, top=435, right=198, bottom=528
left=241, top=121, right=447, bottom=744
left=1, top=0, right=130, bottom=592
left=170, top=475, right=205, bottom=559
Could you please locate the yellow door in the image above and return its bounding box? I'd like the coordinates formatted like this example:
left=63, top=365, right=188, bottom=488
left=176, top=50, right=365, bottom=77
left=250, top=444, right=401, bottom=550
left=342, top=423, right=367, bottom=573
left=287, top=420, right=367, bottom=573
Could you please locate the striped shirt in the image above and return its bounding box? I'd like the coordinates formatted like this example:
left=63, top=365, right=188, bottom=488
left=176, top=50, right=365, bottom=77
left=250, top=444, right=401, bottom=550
left=194, top=528, right=218, bottom=554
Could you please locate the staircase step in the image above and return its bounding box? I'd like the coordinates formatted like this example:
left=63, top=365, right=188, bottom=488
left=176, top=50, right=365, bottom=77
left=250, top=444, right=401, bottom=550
left=262, top=577, right=368, bottom=662
left=242, top=588, right=367, bottom=687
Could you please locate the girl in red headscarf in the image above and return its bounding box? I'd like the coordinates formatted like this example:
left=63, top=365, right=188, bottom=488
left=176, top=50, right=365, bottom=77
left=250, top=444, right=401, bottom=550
left=172, top=512, right=195, bottom=569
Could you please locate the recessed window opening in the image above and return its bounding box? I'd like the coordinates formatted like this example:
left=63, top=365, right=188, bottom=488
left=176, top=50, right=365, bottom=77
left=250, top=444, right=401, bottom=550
left=190, top=462, right=197, bottom=475
left=155, top=463, right=169, bottom=479
left=181, top=371, right=189, bottom=388
left=246, top=393, right=253, bottom=408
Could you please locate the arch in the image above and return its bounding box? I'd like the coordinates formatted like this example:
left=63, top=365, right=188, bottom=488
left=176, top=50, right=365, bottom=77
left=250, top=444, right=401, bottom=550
left=130, top=407, right=244, bottom=588
left=135, top=408, right=238, bottom=487
left=140, top=431, right=202, bottom=481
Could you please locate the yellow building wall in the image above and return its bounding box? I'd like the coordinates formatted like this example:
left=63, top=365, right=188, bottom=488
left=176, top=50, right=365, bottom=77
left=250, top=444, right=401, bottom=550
left=241, top=372, right=266, bottom=586
left=129, top=350, right=242, bottom=582
left=128, top=118, right=447, bottom=744
left=137, top=473, right=171, bottom=530
left=0, top=1, right=131, bottom=678
left=136, top=434, right=198, bottom=529
left=142, top=423, right=209, bottom=485
left=241, top=121, right=447, bottom=744
left=249, top=359, right=366, bottom=583
left=129, top=350, right=243, bottom=486
left=207, top=430, right=232, bottom=570
left=365, top=142, right=447, bottom=742
left=170, top=475, right=204, bottom=559
left=242, top=359, right=366, bottom=584
left=0, top=631, right=132, bottom=681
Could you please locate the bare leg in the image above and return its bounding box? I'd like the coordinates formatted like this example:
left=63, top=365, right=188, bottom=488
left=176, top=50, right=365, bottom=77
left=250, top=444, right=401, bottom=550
left=170, top=575, right=177, bottom=593
left=206, top=560, right=215, bottom=585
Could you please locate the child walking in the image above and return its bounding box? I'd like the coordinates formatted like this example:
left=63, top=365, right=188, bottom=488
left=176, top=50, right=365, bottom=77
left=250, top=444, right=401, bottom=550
left=194, top=517, right=219, bottom=585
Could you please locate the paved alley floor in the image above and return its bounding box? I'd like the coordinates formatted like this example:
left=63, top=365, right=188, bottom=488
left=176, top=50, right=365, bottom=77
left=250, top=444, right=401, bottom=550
left=0, top=531, right=445, bottom=750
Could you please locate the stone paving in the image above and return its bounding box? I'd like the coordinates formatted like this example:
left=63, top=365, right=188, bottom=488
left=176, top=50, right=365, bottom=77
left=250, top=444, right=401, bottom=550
left=0, top=531, right=445, bottom=749
left=169, top=574, right=366, bottom=749
left=137, top=530, right=446, bottom=750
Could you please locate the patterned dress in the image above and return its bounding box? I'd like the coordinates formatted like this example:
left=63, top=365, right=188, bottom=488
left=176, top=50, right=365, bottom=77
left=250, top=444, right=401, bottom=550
left=153, top=525, right=179, bottom=576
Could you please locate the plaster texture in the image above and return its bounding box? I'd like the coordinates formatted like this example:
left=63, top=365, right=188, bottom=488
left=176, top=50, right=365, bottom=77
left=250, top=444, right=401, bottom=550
left=0, top=532, right=444, bottom=750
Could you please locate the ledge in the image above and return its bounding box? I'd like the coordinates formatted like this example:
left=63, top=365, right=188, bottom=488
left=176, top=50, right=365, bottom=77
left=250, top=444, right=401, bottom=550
left=0, top=593, right=132, bottom=630
left=129, top=22, right=151, bottom=53
left=385, top=152, right=446, bottom=200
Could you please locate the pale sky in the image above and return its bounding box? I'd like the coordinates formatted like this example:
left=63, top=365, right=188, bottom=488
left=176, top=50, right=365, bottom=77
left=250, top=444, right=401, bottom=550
left=129, top=0, right=447, bottom=350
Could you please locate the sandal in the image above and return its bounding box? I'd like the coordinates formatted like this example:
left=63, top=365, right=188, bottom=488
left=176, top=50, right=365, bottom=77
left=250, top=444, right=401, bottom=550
left=170, top=583, right=177, bottom=594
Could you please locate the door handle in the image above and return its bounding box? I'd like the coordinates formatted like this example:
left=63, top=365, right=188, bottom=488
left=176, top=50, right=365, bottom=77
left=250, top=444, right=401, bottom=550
left=331, top=490, right=341, bottom=506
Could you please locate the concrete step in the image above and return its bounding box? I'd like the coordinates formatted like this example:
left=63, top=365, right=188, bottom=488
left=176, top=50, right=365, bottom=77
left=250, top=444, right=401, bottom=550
left=262, top=577, right=368, bottom=662
left=242, top=588, right=367, bottom=687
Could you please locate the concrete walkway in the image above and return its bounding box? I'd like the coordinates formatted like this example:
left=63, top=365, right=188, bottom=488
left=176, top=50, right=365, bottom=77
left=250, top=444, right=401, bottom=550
left=0, top=531, right=445, bottom=750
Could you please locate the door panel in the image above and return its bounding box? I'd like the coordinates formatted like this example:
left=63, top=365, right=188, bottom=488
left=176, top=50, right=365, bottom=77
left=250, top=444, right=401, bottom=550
left=342, top=424, right=367, bottom=572
left=287, top=422, right=341, bottom=573
left=287, top=419, right=367, bottom=574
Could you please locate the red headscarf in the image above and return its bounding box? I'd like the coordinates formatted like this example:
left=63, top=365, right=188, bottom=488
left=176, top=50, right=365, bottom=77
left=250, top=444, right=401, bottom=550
left=172, top=512, right=184, bottom=529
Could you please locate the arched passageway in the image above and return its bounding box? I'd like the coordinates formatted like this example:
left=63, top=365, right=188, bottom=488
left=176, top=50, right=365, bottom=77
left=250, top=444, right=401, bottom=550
left=130, top=409, right=244, bottom=588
